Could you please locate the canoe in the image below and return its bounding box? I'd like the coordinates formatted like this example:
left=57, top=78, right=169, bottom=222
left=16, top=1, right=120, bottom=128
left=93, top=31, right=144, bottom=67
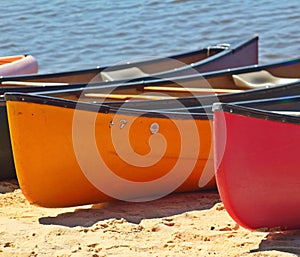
left=2, top=56, right=300, bottom=183
left=0, top=36, right=258, bottom=87
left=6, top=93, right=215, bottom=207
left=0, top=55, right=38, bottom=76
left=213, top=96, right=300, bottom=231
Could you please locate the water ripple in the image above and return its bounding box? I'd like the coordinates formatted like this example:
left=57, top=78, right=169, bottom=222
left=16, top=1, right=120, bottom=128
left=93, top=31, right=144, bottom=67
left=0, top=0, right=299, bottom=73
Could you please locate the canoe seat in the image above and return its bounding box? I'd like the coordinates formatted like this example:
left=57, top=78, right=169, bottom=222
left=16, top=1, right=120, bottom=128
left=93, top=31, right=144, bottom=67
left=232, top=70, right=300, bottom=89
left=101, top=67, right=148, bottom=81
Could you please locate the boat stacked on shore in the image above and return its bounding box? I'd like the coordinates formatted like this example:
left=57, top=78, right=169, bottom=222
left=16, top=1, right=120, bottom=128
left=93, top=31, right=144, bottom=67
left=0, top=35, right=259, bottom=182
left=0, top=54, right=38, bottom=76
left=3, top=34, right=300, bottom=231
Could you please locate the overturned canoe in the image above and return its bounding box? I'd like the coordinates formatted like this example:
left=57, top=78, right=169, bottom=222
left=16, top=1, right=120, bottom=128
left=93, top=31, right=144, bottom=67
left=213, top=96, right=300, bottom=231
left=0, top=36, right=258, bottom=86
left=0, top=55, right=38, bottom=76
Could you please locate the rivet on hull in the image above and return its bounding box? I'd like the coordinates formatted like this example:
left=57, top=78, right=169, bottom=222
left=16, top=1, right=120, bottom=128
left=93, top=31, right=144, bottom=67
left=109, top=120, right=114, bottom=128
left=120, top=119, right=127, bottom=129
left=150, top=122, right=159, bottom=134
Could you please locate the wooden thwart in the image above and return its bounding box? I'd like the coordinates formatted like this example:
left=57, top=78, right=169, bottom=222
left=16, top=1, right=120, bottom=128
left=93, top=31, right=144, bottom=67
left=272, top=111, right=300, bottom=117
left=1, top=81, right=69, bottom=87
left=143, top=86, right=242, bottom=93
left=84, top=93, right=175, bottom=101
left=84, top=86, right=242, bottom=100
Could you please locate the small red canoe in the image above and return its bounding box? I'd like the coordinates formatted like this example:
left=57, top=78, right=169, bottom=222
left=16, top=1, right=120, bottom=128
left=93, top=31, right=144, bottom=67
left=0, top=55, right=38, bottom=76
left=213, top=97, right=300, bottom=231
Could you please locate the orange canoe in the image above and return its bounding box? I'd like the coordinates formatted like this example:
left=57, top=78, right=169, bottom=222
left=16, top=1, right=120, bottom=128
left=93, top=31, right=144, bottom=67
left=6, top=93, right=215, bottom=208
left=0, top=55, right=38, bottom=76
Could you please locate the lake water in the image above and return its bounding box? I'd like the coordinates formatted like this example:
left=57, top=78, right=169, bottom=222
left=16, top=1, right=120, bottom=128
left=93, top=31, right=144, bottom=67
left=1, top=0, right=300, bottom=73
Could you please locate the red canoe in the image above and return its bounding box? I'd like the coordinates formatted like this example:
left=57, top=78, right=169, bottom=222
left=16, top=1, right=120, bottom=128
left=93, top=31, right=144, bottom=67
left=213, top=97, right=300, bottom=231
left=0, top=55, right=38, bottom=76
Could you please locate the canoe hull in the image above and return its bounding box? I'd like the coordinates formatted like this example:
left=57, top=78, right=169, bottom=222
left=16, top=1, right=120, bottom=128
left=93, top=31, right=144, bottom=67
left=6, top=95, right=215, bottom=207
left=0, top=104, right=15, bottom=180
left=214, top=105, right=300, bottom=230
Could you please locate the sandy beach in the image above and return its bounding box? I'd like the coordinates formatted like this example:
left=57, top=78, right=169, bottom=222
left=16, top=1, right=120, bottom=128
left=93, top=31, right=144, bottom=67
left=0, top=180, right=299, bottom=257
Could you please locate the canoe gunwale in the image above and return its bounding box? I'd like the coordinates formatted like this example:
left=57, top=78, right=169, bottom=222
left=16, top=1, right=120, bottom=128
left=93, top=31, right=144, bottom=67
left=4, top=92, right=213, bottom=120
left=0, top=44, right=222, bottom=79
left=213, top=101, right=300, bottom=124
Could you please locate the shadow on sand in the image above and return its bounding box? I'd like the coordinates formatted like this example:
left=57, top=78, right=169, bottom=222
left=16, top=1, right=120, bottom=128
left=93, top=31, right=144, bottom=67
left=39, top=190, right=220, bottom=227
left=251, top=230, right=300, bottom=256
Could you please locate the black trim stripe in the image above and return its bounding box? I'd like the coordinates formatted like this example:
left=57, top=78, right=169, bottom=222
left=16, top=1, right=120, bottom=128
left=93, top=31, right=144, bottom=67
left=4, top=93, right=213, bottom=120
left=214, top=103, right=300, bottom=124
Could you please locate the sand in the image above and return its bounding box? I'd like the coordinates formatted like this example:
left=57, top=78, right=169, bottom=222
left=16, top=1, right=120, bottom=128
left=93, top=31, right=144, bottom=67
left=0, top=180, right=299, bottom=257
